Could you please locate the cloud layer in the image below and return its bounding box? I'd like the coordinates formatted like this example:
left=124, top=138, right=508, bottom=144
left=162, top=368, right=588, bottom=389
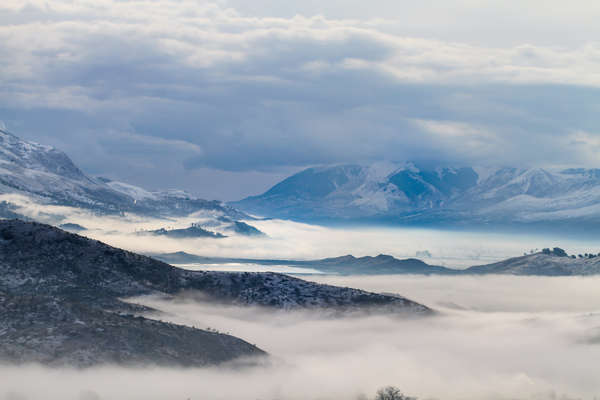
left=3, top=274, right=600, bottom=400
left=1, top=1, right=600, bottom=199
left=6, top=194, right=599, bottom=268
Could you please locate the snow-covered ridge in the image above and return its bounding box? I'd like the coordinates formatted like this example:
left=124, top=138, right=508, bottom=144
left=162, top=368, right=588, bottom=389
left=104, top=180, right=158, bottom=201
left=233, top=163, right=600, bottom=226
left=0, top=129, right=249, bottom=220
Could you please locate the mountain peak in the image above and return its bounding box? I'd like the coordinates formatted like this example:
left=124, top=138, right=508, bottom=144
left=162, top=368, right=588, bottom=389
left=232, top=162, right=600, bottom=229
left=0, top=129, right=250, bottom=220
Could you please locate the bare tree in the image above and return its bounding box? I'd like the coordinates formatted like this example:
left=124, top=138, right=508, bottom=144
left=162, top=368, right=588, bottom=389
left=374, top=386, right=416, bottom=400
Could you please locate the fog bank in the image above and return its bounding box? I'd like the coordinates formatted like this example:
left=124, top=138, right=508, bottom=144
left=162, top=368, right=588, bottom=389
left=3, top=275, right=600, bottom=400
left=5, top=193, right=600, bottom=269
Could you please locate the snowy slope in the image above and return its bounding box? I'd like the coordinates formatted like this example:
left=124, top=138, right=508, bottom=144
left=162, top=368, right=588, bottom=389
left=232, top=163, right=600, bottom=227
left=0, top=129, right=132, bottom=211
left=0, top=129, right=249, bottom=220
left=104, top=180, right=158, bottom=201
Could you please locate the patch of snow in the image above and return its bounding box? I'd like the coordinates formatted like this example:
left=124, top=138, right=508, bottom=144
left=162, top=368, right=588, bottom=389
left=472, top=166, right=501, bottom=184
left=174, top=263, right=324, bottom=274
left=107, top=181, right=158, bottom=201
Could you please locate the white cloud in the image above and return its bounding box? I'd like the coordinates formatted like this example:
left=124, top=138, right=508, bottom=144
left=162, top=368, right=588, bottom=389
left=412, top=118, right=499, bottom=155
left=2, top=1, right=600, bottom=95
left=1, top=0, right=600, bottom=198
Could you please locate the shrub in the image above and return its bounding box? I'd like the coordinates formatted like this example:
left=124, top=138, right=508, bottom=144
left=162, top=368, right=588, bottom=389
left=374, top=386, right=416, bottom=400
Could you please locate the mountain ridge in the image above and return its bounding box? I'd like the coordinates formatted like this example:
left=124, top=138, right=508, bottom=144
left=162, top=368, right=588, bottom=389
left=153, top=249, right=600, bottom=276
left=232, top=163, right=600, bottom=230
left=0, top=220, right=431, bottom=367
left=0, top=128, right=248, bottom=220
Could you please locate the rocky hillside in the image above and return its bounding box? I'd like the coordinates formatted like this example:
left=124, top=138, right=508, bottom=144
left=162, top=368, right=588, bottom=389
left=0, top=220, right=430, bottom=311
left=0, top=291, right=263, bottom=367
left=0, top=220, right=430, bottom=367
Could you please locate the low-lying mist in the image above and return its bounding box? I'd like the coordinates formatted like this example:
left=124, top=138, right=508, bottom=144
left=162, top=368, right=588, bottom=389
left=95, top=218, right=600, bottom=268
left=5, top=195, right=600, bottom=399
left=4, top=275, right=600, bottom=400
left=52, top=215, right=600, bottom=269
left=5, top=192, right=600, bottom=269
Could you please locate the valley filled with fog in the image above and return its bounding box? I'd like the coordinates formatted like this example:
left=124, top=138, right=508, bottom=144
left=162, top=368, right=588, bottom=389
left=3, top=186, right=600, bottom=400
left=5, top=195, right=600, bottom=400
left=5, top=192, right=600, bottom=270
left=3, top=1, right=600, bottom=399
left=3, top=195, right=600, bottom=400
left=3, top=273, right=600, bottom=400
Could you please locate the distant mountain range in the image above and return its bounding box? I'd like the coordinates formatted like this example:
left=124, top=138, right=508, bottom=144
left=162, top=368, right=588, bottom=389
left=155, top=251, right=455, bottom=275
left=465, top=250, right=600, bottom=276
left=232, top=163, right=600, bottom=231
left=0, top=220, right=430, bottom=367
left=154, top=248, right=600, bottom=276
left=6, top=127, right=600, bottom=233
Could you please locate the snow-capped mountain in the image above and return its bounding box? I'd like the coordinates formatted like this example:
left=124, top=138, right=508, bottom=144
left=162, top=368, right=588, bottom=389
left=232, top=163, right=600, bottom=228
left=99, top=177, right=249, bottom=219
left=0, top=128, right=132, bottom=211
left=0, top=128, right=247, bottom=219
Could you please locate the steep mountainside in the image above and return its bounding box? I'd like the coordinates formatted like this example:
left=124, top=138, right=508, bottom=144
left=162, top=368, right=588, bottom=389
left=232, top=163, right=600, bottom=228
left=0, top=129, right=131, bottom=212
left=0, top=129, right=247, bottom=219
left=0, top=220, right=430, bottom=366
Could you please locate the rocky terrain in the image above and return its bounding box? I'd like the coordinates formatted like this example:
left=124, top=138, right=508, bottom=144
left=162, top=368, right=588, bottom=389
left=0, top=220, right=430, bottom=367
left=0, top=290, right=263, bottom=367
